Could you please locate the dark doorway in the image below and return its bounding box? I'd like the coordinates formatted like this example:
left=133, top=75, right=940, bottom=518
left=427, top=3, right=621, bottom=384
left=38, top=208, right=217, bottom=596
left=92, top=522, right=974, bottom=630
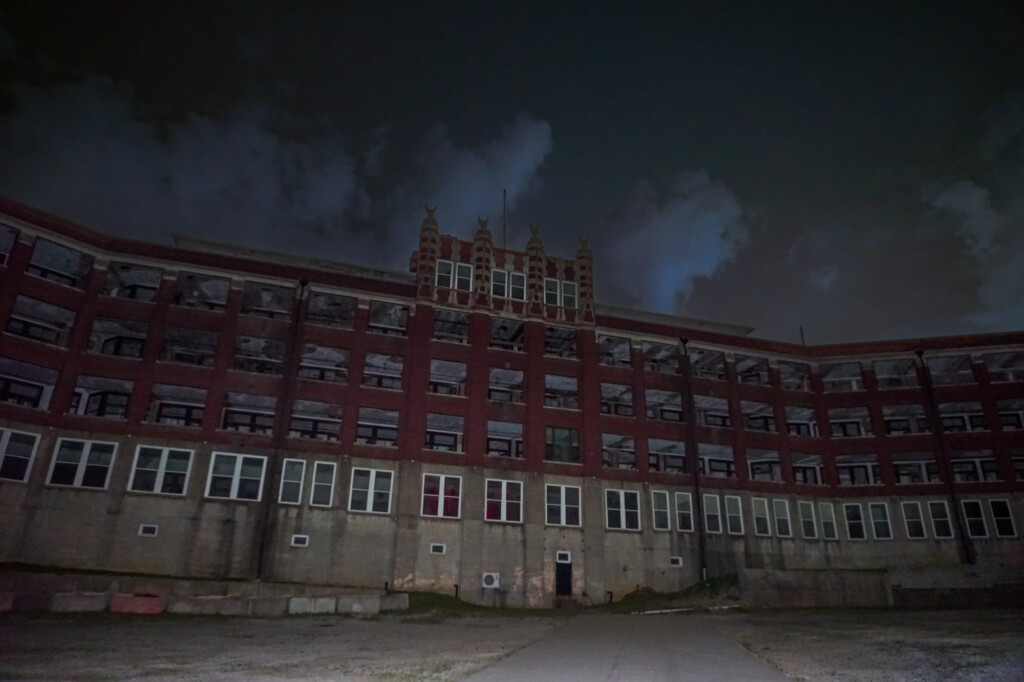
left=555, top=562, right=572, bottom=596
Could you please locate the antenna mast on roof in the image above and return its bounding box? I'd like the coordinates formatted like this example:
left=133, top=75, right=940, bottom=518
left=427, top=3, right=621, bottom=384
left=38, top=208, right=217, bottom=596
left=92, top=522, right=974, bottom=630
left=502, top=189, right=507, bottom=251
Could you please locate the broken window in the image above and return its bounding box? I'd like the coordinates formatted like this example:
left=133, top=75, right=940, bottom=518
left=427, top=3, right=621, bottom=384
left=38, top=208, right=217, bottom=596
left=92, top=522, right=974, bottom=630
left=103, top=262, right=162, bottom=301
left=698, top=443, right=736, bottom=478
left=161, top=327, right=218, bottom=366
left=874, top=358, right=918, bottom=389
left=645, top=389, right=683, bottom=422
left=241, top=281, right=294, bottom=318
left=882, top=404, right=930, bottom=435
left=828, top=406, right=872, bottom=437
left=433, top=308, right=468, bottom=343
left=689, top=347, right=725, bottom=380
left=307, top=291, right=357, bottom=328
left=926, top=354, right=974, bottom=385
left=27, top=238, right=93, bottom=288
left=485, top=479, right=523, bottom=523
left=490, top=317, right=525, bottom=351
left=0, top=358, right=56, bottom=409
left=648, top=438, right=685, bottom=474
left=950, top=450, right=1000, bottom=482
left=545, top=426, right=580, bottom=463
left=984, top=350, right=1024, bottom=383
left=47, top=439, right=116, bottom=489
left=71, top=375, right=133, bottom=419
left=0, top=223, right=16, bottom=265
left=778, top=360, right=811, bottom=391
left=791, top=452, right=824, bottom=485
left=741, top=400, right=775, bottom=432
left=747, top=449, right=782, bottom=481
left=88, top=318, right=148, bottom=358
left=488, top=368, right=524, bottom=402
left=736, top=355, right=770, bottom=385
left=174, top=272, right=230, bottom=310
left=600, top=383, right=634, bottom=416
left=891, top=452, right=940, bottom=484
left=785, top=405, right=818, bottom=437
left=486, top=420, right=523, bottom=458
left=937, top=401, right=987, bottom=432
left=0, top=427, right=40, bottom=482
left=233, top=336, right=285, bottom=375
left=221, top=392, right=276, bottom=434
left=695, top=395, right=731, bottom=427
left=368, top=300, right=409, bottom=335
left=835, top=454, right=881, bottom=486
left=996, top=399, right=1024, bottom=431
left=298, top=344, right=348, bottom=382
left=290, top=400, right=342, bottom=441
left=147, top=384, right=207, bottom=427
left=428, top=359, right=467, bottom=396
left=6, top=295, right=75, bottom=346
left=597, top=334, right=631, bottom=367
left=643, top=341, right=679, bottom=374
left=821, top=362, right=864, bottom=392
left=544, top=374, right=579, bottom=409
left=424, top=413, right=464, bottom=452
left=545, top=326, right=578, bottom=358
left=362, top=352, right=403, bottom=389
left=601, top=433, right=636, bottom=470
left=355, top=407, right=399, bottom=447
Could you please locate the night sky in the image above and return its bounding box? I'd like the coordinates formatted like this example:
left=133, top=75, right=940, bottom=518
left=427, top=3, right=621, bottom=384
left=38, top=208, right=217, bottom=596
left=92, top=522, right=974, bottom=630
left=1, top=3, right=1022, bottom=344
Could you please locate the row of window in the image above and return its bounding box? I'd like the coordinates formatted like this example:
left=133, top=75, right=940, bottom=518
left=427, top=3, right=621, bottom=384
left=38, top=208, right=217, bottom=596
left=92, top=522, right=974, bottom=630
left=434, top=259, right=579, bottom=309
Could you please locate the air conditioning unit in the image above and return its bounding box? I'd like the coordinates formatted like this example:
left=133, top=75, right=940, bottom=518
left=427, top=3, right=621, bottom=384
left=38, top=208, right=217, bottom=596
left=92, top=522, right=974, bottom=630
left=481, top=572, right=500, bottom=589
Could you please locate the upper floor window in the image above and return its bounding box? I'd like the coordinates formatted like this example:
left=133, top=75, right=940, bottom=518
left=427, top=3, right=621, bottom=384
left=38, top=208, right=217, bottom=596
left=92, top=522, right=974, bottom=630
left=433, top=309, right=468, bottom=343
left=0, top=358, right=56, bottom=410
left=821, top=362, right=864, bottom=392
left=545, top=426, right=580, bottom=463
left=27, top=238, right=94, bottom=288
left=241, top=282, right=294, bottom=319
left=778, top=360, right=811, bottom=391
left=6, top=295, right=75, bottom=346
left=221, top=392, right=276, bottom=434
left=544, top=278, right=560, bottom=305
left=689, top=348, right=726, bottom=380
left=492, top=269, right=527, bottom=299
left=488, top=368, right=524, bottom=402
left=648, top=438, right=685, bottom=474
left=289, top=400, right=342, bottom=441
left=0, top=223, right=16, bottom=265
left=298, top=344, right=349, bottom=382
left=307, top=291, right=357, bottom=328
left=736, top=355, right=770, bottom=385
left=71, top=376, right=133, bottom=419
left=161, top=327, right=218, bottom=367
left=147, top=384, right=206, bottom=428
left=424, top=413, right=464, bottom=452
left=597, top=334, right=631, bottom=367
left=103, top=262, right=161, bottom=301
left=984, top=351, right=1024, bottom=383
left=926, top=355, right=974, bottom=385
left=600, top=383, right=634, bottom=417
left=429, top=359, right=467, bottom=396
left=174, top=272, right=230, bottom=310
left=88, top=318, right=148, bottom=358
left=602, top=433, right=636, bottom=470
left=490, top=318, right=525, bottom=352
left=355, top=407, right=399, bottom=447
left=487, top=420, right=523, bottom=458
left=874, top=358, right=918, bottom=388
left=697, top=443, right=736, bottom=478
left=436, top=260, right=472, bottom=291
left=545, top=326, right=577, bottom=358
left=233, top=336, right=285, bottom=375
left=543, top=278, right=578, bottom=308
left=561, top=281, right=577, bottom=308
left=368, top=301, right=409, bottom=336
left=362, top=352, right=403, bottom=390
left=643, top=341, right=678, bottom=374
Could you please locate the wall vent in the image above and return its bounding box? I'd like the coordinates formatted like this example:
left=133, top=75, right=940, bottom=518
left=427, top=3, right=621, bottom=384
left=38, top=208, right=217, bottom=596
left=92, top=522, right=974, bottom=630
left=669, top=556, right=683, bottom=567
left=430, top=543, right=446, bottom=555
left=291, top=534, right=310, bottom=547
left=556, top=551, right=571, bottom=564
left=138, top=524, right=158, bottom=537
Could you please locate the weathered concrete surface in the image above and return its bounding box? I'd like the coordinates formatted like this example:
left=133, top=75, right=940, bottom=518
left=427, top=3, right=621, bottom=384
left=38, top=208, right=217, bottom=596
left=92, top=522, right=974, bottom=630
left=109, top=594, right=166, bottom=614
left=738, top=567, right=891, bottom=607
left=166, top=595, right=247, bottom=616
left=0, top=592, right=13, bottom=612
left=336, top=594, right=380, bottom=614
left=380, top=593, right=409, bottom=611
left=50, top=592, right=109, bottom=613
left=287, top=596, right=336, bottom=615
left=246, top=596, right=288, bottom=617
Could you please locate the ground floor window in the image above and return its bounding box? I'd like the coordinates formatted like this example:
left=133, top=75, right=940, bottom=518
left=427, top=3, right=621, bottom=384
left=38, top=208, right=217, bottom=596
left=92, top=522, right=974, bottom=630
left=546, top=484, right=581, bottom=526
left=962, top=500, right=988, bottom=538
left=348, top=468, right=393, bottom=514
left=422, top=473, right=461, bottom=518
left=279, top=459, right=305, bottom=504
left=798, top=501, right=817, bottom=539
left=772, top=499, right=792, bottom=537
left=703, top=494, right=722, bottom=534
left=988, top=500, right=1016, bottom=537
left=843, top=503, right=866, bottom=540
left=819, top=502, right=838, bottom=540
left=206, top=452, right=267, bottom=501
left=485, top=479, right=523, bottom=523
left=724, top=495, right=744, bottom=535
left=0, top=428, right=39, bottom=482
left=310, top=461, right=336, bottom=507
left=928, top=500, right=954, bottom=538
left=47, top=439, right=117, bottom=489
left=675, top=492, right=693, bottom=532
left=651, top=490, right=671, bottom=530
left=868, top=502, right=892, bottom=539
left=901, top=501, right=926, bottom=539
left=605, top=489, right=640, bottom=530
left=752, top=497, right=770, bottom=536
left=128, top=446, right=192, bottom=495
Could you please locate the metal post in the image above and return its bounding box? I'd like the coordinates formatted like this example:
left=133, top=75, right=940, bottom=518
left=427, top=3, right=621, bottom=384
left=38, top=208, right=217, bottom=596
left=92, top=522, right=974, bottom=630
left=680, top=338, right=709, bottom=583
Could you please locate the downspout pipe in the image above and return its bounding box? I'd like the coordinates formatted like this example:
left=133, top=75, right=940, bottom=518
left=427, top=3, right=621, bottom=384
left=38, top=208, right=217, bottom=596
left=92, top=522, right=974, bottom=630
left=680, top=338, right=709, bottom=583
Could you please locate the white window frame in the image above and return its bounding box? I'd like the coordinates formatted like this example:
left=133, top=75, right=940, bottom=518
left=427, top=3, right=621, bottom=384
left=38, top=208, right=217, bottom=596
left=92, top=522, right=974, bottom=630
left=127, top=445, right=194, bottom=496
left=544, top=277, right=560, bottom=306
left=988, top=499, right=1017, bottom=537
left=491, top=269, right=508, bottom=297
left=509, top=271, right=526, bottom=300
left=485, top=478, right=523, bottom=523
left=901, top=501, right=927, bottom=539
left=962, top=499, right=988, bottom=538
left=843, top=502, right=866, bottom=540
left=928, top=500, right=954, bottom=538
left=421, top=473, right=462, bottom=519
left=561, top=281, right=578, bottom=309
left=278, top=458, right=306, bottom=505
left=819, top=502, right=838, bottom=540
left=724, top=495, right=744, bottom=535
left=773, top=499, right=792, bottom=537
left=435, top=259, right=453, bottom=288
left=675, top=491, right=694, bottom=532
left=348, top=467, right=394, bottom=514
left=0, top=428, right=40, bottom=482
left=46, top=438, right=117, bottom=489
left=454, top=262, right=473, bottom=291
left=651, top=490, right=671, bottom=531
left=703, top=493, right=722, bottom=534
left=310, top=461, right=336, bottom=507
left=868, top=502, right=893, bottom=540
left=605, top=489, right=641, bottom=531
left=545, top=484, right=581, bottom=527
left=205, top=452, right=268, bottom=502
left=752, top=497, right=771, bottom=536
left=798, top=500, right=817, bottom=539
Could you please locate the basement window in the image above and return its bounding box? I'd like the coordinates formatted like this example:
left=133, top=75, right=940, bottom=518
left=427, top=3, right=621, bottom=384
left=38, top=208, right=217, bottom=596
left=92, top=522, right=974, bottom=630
left=307, top=291, right=357, bottom=328
left=138, top=524, right=159, bottom=537
left=241, top=281, right=294, bottom=318
left=647, top=438, right=685, bottom=474
left=486, top=420, right=523, bottom=458
left=103, top=262, right=162, bottom=301
left=174, top=272, right=230, bottom=310
left=6, top=295, right=75, bottom=346
left=291, top=534, right=310, bottom=547
left=430, top=543, right=446, bottom=555
left=221, top=392, right=277, bottom=434
left=490, top=317, right=525, bottom=352
left=597, top=334, right=631, bottom=367
left=601, top=433, right=636, bottom=470
left=27, top=238, right=93, bottom=288
left=147, top=384, right=207, bottom=427
left=161, top=327, right=218, bottom=366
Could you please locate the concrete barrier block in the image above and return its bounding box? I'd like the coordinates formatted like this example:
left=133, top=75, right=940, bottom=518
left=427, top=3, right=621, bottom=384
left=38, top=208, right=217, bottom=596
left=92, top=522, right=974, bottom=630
left=0, top=592, right=13, bottom=612
left=225, top=581, right=261, bottom=598
left=312, top=597, right=336, bottom=614
left=50, top=592, right=109, bottom=613
left=380, top=593, right=409, bottom=611
left=110, top=594, right=166, bottom=615
left=288, top=596, right=312, bottom=614
left=167, top=595, right=247, bottom=616
left=336, top=594, right=380, bottom=615
left=13, top=592, right=53, bottom=612
left=248, top=597, right=288, bottom=617
left=117, top=578, right=175, bottom=598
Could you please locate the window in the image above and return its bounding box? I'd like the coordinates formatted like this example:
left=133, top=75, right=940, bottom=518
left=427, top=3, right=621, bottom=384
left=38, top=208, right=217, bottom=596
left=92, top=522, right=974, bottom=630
left=545, top=326, right=577, bottom=358
left=645, top=389, right=682, bottom=422
left=436, top=260, right=453, bottom=288
left=424, top=413, right=463, bottom=452
left=545, top=427, right=580, bottom=463
left=455, top=263, right=472, bottom=291
left=102, top=263, right=161, bottom=301
left=893, top=455, right=940, bottom=485
left=989, top=500, right=1016, bottom=537
left=598, top=334, right=631, bottom=367
left=0, top=429, right=40, bottom=482
left=606, top=489, right=641, bottom=530
left=154, top=401, right=205, bottom=428
left=289, top=400, right=342, bottom=441
left=742, top=401, right=775, bottom=432
left=696, top=395, right=731, bottom=427
left=307, top=291, right=357, bottom=328
left=821, top=362, right=864, bottom=392
left=778, top=360, right=811, bottom=391
left=233, top=336, right=284, bottom=374
left=7, top=296, right=75, bottom=346
left=698, top=443, right=736, bottom=479
left=421, top=473, right=461, bottom=518
left=348, top=468, right=393, bottom=514
left=161, top=327, right=218, bottom=366
left=279, top=459, right=306, bottom=504
left=433, top=309, right=468, bottom=343
left=47, top=439, right=116, bottom=489
left=355, top=408, right=399, bottom=447
left=486, top=420, right=523, bottom=458
left=736, top=355, right=770, bottom=385
left=89, top=318, right=147, bottom=357
left=874, top=358, right=918, bottom=388
left=962, top=500, right=988, bottom=538
left=509, top=272, right=526, bottom=300
left=752, top=498, right=771, bottom=536
left=491, top=269, right=508, bottom=297
left=798, top=501, right=817, bottom=539
left=836, top=454, right=882, bottom=486
left=174, top=272, right=229, bottom=310
left=792, top=453, right=824, bottom=485
left=928, top=500, right=954, bottom=538
left=0, top=374, right=46, bottom=409
left=362, top=353, right=404, bottom=390
left=298, top=344, right=349, bottom=382
left=602, top=433, right=636, bottom=470
left=648, top=438, right=686, bottom=474
left=652, top=490, right=671, bottom=531
left=429, top=359, right=467, bottom=395
left=241, top=282, right=293, bottom=318
left=869, top=502, right=892, bottom=539
left=0, top=223, right=16, bottom=265
left=676, top=492, right=694, bottom=532
left=724, top=495, right=744, bottom=535
left=773, top=499, right=792, bottom=537
left=828, top=407, right=871, bottom=437
left=128, top=446, right=192, bottom=496
left=485, top=479, right=523, bottom=523
left=205, top=453, right=267, bottom=501
left=561, top=281, right=577, bottom=308
left=819, top=502, right=838, bottom=540
left=703, top=494, right=722, bottom=533
left=28, top=238, right=93, bottom=287
left=221, top=392, right=276, bottom=434
left=600, top=383, right=634, bottom=417
left=490, top=318, right=525, bottom=351
left=748, top=449, right=782, bottom=482
left=545, top=374, right=579, bottom=409
left=310, top=462, right=336, bottom=507
left=902, top=501, right=926, bottom=539
left=544, top=278, right=560, bottom=305
left=843, top=503, right=866, bottom=540
left=689, top=347, right=726, bottom=380
left=367, top=301, right=409, bottom=336
left=546, top=484, right=581, bottom=526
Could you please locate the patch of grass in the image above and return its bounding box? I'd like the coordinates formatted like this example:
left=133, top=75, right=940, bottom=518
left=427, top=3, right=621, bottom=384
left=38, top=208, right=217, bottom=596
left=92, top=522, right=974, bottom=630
left=399, top=591, right=570, bottom=620
left=593, top=575, right=741, bottom=613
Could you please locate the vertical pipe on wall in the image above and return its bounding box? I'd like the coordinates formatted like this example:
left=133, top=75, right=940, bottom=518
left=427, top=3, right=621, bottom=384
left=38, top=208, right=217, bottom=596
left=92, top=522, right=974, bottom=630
left=680, top=338, right=709, bottom=583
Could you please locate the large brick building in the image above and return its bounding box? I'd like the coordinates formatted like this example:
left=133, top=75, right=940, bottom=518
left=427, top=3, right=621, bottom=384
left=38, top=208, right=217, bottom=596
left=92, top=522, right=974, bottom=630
left=0, top=196, right=1021, bottom=607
